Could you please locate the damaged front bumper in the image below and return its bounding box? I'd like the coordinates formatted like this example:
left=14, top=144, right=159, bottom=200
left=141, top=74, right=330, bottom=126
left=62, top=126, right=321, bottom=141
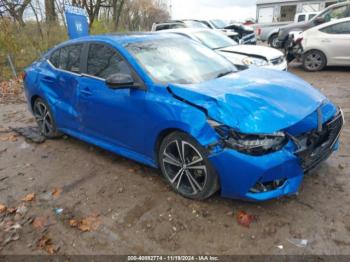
left=208, top=109, right=344, bottom=201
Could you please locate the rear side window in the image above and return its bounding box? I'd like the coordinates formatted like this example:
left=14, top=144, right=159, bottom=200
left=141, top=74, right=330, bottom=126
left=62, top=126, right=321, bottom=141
left=298, top=14, right=306, bottom=22
left=156, top=24, right=170, bottom=31
left=321, top=21, right=350, bottom=34
left=87, top=44, right=131, bottom=79
left=58, top=45, right=82, bottom=73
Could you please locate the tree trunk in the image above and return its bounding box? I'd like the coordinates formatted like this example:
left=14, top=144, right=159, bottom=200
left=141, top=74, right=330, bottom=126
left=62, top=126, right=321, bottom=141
left=45, top=0, right=57, bottom=24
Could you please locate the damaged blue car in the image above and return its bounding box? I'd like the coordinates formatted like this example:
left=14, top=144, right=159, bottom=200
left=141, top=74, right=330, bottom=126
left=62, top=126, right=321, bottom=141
left=23, top=33, right=343, bottom=201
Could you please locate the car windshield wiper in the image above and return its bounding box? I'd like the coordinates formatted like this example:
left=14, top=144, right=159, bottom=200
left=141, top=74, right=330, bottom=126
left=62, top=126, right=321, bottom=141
left=216, top=70, right=234, bottom=78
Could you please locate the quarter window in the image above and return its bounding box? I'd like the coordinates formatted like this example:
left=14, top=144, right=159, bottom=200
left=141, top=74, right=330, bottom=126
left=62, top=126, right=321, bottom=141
left=87, top=44, right=131, bottom=79
left=321, top=21, right=350, bottom=34
left=50, top=49, right=60, bottom=67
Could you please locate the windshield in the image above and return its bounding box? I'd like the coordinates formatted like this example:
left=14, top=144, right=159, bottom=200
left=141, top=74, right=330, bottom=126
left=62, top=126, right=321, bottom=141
left=184, top=20, right=209, bottom=28
left=312, top=4, right=348, bottom=22
left=210, top=19, right=227, bottom=29
left=192, top=30, right=237, bottom=49
left=125, top=38, right=236, bottom=84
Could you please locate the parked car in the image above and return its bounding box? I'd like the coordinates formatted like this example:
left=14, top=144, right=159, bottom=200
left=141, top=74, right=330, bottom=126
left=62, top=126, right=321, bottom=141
left=200, top=19, right=257, bottom=44
left=222, top=23, right=257, bottom=45
left=152, top=19, right=247, bottom=44
left=294, top=12, right=319, bottom=23
left=24, top=33, right=343, bottom=201
left=277, top=2, right=350, bottom=48
left=151, top=20, right=209, bottom=31
left=160, top=28, right=287, bottom=71
left=254, top=22, right=291, bottom=48
left=298, top=17, right=350, bottom=71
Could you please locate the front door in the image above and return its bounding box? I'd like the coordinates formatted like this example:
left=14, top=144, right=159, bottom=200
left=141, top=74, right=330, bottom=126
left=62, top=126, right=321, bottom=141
left=77, top=43, right=148, bottom=153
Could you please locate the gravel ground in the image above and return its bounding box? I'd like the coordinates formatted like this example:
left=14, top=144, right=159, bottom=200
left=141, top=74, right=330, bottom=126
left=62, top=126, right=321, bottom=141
left=0, top=63, right=349, bottom=255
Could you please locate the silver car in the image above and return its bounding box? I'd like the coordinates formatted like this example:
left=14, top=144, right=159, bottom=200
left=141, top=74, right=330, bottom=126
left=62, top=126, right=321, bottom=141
left=301, top=17, right=350, bottom=71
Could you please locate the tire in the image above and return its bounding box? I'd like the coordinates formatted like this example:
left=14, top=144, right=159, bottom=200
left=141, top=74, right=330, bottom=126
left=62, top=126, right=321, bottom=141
left=33, top=98, right=62, bottom=138
left=268, top=34, right=279, bottom=48
left=302, top=50, right=326, bottom=72
left=158, top=131, right=219, bottom=200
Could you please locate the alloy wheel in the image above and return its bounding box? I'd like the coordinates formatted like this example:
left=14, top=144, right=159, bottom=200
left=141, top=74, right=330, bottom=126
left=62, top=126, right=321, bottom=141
left=162, top=139, right=208, bottom=196
left=304, top=52, right=323, bottom=71
left=34, top=101, right=54, bottom=136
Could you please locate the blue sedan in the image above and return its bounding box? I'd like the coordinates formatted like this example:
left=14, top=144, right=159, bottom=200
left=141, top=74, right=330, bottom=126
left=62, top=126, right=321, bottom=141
left=23, top=33, right=343, bottom=201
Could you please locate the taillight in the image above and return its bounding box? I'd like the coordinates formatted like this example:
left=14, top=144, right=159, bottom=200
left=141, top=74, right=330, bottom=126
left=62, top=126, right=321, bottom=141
left=20, top=71, right=27, bottom=81
left=255, top=27, right=261, bottom=36
left=295, top=37, right=303, bottom=44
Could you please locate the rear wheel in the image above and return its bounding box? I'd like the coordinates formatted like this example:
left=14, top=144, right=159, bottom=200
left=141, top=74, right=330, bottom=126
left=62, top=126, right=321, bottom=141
left=268, top=34, right=279, bottom=48
left=158, top=131, right=219, bottom=200
left=303, top=50, right=326, bottom=72
left=33, top=98, right=62, bottom=138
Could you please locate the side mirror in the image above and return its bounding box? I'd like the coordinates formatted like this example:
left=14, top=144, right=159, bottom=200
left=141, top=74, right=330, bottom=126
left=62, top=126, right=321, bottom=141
left=314, top=16, right=325, bottom=25
left=105, top=73, right=134, bottom=89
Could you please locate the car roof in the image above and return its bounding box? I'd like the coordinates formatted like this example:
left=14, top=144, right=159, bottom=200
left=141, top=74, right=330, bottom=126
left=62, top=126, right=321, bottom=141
left=158, top=28, right=213, bottom=35
left=55, top=32, right=181, bottom=47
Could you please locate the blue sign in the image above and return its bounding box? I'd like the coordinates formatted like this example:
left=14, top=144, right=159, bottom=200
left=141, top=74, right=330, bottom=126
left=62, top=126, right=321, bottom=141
left=64, top=5, right=89, bottom=39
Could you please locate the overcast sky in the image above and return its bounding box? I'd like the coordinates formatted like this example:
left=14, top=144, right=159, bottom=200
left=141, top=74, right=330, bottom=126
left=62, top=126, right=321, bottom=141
left=170, top=0, right=257, bottom=22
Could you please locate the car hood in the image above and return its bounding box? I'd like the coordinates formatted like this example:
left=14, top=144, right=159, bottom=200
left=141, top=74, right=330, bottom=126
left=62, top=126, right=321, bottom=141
left=219, top=45, right=284, bottom=60
left=168, top=68, right=326, bottom=134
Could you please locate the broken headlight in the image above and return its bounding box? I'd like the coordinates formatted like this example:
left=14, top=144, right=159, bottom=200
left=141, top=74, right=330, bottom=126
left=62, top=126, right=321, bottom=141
left=208, top=120, right=288, bottom=155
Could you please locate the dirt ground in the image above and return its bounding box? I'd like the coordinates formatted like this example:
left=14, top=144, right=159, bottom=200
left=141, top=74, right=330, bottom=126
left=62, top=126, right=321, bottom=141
left=0, top=63, right=349, bottom=255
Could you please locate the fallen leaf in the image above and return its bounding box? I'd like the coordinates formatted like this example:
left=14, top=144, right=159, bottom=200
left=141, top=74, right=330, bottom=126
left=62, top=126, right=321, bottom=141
left=32, top=216, right=47, bottom=229
left=0, top=134, right=17, bottom=142
left=7, top=207, right=17, bottom=214
left=77, top=215, right=101, bottom=232
left=236, top=211, right=255, bottom=228
left=51, top=187, right=62, bottom=198
left=69, top=219, right=78, bottom=227
left=37, top=235, right=59, bottom=254
left=0, top=204, right=6, bottom=213
left=22, top=193, right=35, bottom=202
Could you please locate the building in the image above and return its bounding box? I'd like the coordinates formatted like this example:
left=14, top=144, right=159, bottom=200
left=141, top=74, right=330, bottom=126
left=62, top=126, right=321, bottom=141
left=256, top=0, right=345, bottom=23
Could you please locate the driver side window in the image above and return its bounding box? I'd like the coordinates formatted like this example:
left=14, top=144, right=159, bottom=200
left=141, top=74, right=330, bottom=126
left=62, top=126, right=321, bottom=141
left=87, top=44, right=131, bottom=79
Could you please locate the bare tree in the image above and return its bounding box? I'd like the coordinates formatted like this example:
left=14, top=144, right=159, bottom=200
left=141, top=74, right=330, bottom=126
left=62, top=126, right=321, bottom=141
left=45, top=0, right=57, bottom=24
left=0, top=0, right=32, bottom=26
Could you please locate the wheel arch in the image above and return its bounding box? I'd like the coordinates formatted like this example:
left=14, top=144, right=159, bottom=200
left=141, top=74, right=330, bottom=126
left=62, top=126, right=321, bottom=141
left=303, top=48, right=328, bottom=66
left=30, top=95, right=41, bottom=111
left=154, top=127, right=187, bottom=165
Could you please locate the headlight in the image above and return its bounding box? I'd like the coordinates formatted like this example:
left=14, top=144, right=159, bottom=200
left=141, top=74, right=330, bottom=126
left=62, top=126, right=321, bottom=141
left=242, top=57, right=268, bottom=67
left=208, top=120, right=287, bottom=155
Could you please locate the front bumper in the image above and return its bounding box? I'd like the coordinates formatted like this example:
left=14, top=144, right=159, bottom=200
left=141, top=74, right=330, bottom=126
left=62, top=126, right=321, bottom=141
left=208, top=110, right=343, bottom=201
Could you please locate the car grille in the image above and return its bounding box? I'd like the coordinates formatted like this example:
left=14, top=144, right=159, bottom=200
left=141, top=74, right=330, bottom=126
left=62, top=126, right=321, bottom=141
left=295, top=110, right=343, bottom=172
left=270, top=56, right=284, bottom=65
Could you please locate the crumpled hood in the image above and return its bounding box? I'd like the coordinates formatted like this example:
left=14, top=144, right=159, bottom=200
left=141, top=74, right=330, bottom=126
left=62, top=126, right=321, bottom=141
left=168, top=68, right=326, bottom=134
left=219, top=45, right=284, bottom=60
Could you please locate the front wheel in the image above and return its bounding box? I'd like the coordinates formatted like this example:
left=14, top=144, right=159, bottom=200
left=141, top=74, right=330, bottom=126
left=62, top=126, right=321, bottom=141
left=33, top=98, right=62, bottom=138
left=302, top=50, right=326, bottom=72
left=158, top=132, right=219, bottom=200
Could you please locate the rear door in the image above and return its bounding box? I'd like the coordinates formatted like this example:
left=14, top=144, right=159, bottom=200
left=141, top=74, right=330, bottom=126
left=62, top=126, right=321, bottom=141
left=319, top=21, right=350, bottom=65
left=45, top=44, right=83, bottom=130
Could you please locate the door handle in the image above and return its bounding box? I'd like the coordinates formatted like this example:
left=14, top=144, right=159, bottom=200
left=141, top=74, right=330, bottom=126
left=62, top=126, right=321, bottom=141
left=321, top=39, right=331, bottom=43
left=80, top=87, right=93, bottom=96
